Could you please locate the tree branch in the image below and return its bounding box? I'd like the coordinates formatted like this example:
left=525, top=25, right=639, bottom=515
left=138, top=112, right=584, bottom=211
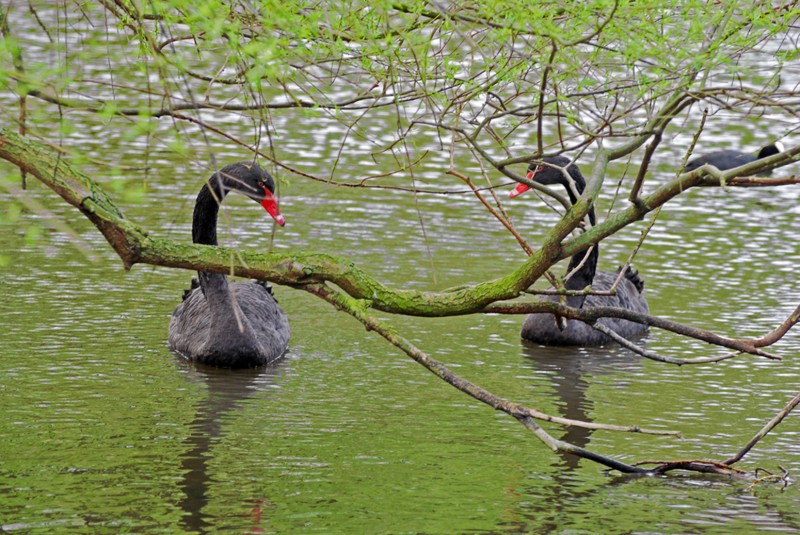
left=723, top=391, right=800, bottom=466
left=303, top=281, right=660, bottom=474
left=2, top=128, right=798, bottom=358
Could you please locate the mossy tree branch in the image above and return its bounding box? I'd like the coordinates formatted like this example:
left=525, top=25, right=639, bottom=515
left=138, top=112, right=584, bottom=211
left=3, top=0, right=800, bottom=478
left=2, top=126, right=799, bottom=336
left=5, top=128, right=798, bottom=476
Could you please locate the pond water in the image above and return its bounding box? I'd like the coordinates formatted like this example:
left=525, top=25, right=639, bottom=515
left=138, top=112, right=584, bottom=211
left=2, top=7, right=800, bottom=534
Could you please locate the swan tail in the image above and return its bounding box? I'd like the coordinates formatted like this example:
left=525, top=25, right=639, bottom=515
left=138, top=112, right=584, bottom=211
left=254, top=280, right=279, bottom=303
left=618, top=266, right=645, bottom=293
left=181, top=278, right=200, bottom=301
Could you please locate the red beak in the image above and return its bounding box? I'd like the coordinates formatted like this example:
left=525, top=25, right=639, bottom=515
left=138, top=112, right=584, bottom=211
left=260, top=188, right=285, bottom=227
left=508, top=170, right=535, bottom=198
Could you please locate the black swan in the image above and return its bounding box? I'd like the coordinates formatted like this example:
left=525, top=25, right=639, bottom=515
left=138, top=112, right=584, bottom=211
left=508, top=156, right=649, bottom=346
left=168, top=162, right=290, bottom=367
left=683, top=141, right=783, bottom=176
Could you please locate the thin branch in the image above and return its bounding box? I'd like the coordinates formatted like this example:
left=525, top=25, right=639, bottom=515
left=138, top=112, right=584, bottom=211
left=745, top=467, right=790, bottom=492
left=447, top=167, right=533, bottom=255
left=536, top=41, right=558, bottom=155
left=724, top=392, right=800, bottom=466
left=628, top=129, right=661, bottom=204
left=303, top=281, right=660, bottom=474
left=592, top=323, right=743, bottom=365
left=634, top=459, right=747, bottom=477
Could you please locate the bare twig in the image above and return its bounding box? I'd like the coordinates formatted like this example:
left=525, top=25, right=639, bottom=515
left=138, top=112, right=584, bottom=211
left=591, top=323, right=745, bottom=365
left=724, top=392, right=800, bottom=466
left=628, top=129, right=662, bottom=204
left=745, top=467, right=790, bottom=492
left=303, top=281, right=666, bottom=474
left=447, top=167, right=534, bottom=255
left=485, top=298, right=795, bottom=361
left=634, top=459, right=747, bottom=477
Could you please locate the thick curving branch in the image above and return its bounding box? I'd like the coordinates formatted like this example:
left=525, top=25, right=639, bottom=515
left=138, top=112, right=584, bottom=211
left=2, top=127, right=799, bottom=349
left=4, top=128, right=800, bottom=477
left=0, top=128, right=599, bottom=318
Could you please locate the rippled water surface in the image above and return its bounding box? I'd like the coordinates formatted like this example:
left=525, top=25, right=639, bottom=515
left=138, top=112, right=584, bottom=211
left=2, top=7, right=800, bottom=534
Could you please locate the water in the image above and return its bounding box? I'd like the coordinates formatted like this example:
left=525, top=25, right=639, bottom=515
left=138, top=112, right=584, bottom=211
left=2, top=5, right=800, bottom=534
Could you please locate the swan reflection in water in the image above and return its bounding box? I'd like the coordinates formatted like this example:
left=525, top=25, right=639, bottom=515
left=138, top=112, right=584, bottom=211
left=519, top=342, right=646, bottom=471
left=174, top=358, right=290, bottom=532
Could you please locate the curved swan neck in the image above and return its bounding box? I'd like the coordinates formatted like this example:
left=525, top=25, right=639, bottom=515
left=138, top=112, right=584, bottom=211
left=192, top=183, right=227, bottom=246
left=192, top=182, right=235, bottom=317
left=564, top=243, right=599, bottom=308
left=562, top=165, right=598, bottom=308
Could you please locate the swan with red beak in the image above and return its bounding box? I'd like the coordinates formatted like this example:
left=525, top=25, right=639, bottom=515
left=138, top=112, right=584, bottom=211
left=505, top=155, right=649, bottom=346
left=169, top=161, right=290, bottom=367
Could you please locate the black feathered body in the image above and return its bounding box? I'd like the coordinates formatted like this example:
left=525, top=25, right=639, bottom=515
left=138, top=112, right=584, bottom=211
left=169, top=279, right=290, bottom=367
left=684, top=143, right=781, bottom=176
left=521, top=268, right=649, bottom=346
left=683, top=150, right=757, bottom=173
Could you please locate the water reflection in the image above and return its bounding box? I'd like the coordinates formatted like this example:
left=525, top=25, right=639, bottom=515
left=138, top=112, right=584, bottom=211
left=512, top=342, right=644, bottom=531
left=174, top=359, right=289, bottom=533
left=598, top=474, right=800, bottom=533
left=515, top=338, right=800, bottom=533
left=520, top=341, right=644, bottom=470
left=2, top=6, right=800, bottom=532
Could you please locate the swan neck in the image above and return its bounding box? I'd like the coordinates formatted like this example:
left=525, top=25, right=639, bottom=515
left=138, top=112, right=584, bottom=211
left=192, top=183, right=231, bottom=300
left=561, top=163, right=599, bottom=308
left=192, top=183, right=228, bottom=246
left=564, top=244, right=598, bottom=309
left=564, top=170, right=598, bottom=308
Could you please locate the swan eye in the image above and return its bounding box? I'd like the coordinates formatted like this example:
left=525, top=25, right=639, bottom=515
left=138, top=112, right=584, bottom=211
left=525, top=165, right=545, bottom=180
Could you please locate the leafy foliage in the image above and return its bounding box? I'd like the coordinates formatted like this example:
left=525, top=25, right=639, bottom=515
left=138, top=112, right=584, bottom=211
left=1, top=1, right=796, bottom=183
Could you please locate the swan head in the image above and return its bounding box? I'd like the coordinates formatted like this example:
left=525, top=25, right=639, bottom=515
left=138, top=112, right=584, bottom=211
left=212, top=162, right=285, bottom=226
left=508, top=155, right=578, bottom=199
